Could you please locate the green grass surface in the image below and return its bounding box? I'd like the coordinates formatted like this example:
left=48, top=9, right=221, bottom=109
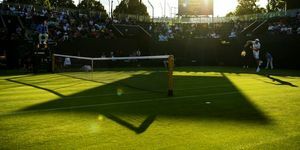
left=0, top=67, right=300, bottom=149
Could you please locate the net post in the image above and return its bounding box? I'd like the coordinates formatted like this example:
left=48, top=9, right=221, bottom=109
left=91, top=58, right=94, bottom=80
left=91, top=58, right=94, bottom=72
left=51, top=53, right=55, bottom=73
left=168, top=55, right=174, bottom=96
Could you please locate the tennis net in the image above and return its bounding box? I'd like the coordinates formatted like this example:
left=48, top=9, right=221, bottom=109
left=52, top=54, right=174, bottom=96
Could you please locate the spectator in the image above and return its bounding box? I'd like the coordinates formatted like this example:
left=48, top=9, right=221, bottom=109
left=9, top=5, right=16, bottom=14
left=37, top=20, right=49, bottom=45
left=268, top=24, right=274, bottom=32
left=41, top=8, right=47, bottom=17
left=158, top=33, right=168, bottom=42
left=136, top=49, right=141, bottom=56
left=265, top=52, right=274, bottom=69
left=297, top=27, right=300, bottom=35
left=63, top=23, right=70, bottom=41
left=16, top=26, right=22, bottom=37
left=229, top=30, right=237, bottom=38
left=296, top=11, right=300, bottom=21
left=101, top=53, right=106, bottom=58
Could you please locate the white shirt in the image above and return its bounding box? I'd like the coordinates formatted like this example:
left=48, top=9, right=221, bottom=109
left=159, top=34, right=168, bottom=42
left=229, top=31, right=237, bottom=38
left=252, top=41, right=261, bottom=50
left=268, top=25, right=274, bottom=31
left=64, top=58, right=71, bottom=66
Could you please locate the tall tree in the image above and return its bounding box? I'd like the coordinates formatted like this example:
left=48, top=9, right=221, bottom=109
left=234, top=0, right=266, bottom=15
left=50, top=0, right=76, bottom=8
left=78, top=0, right=107, bottom=12
left=267, top=0, right=286, bottom=12
left=113, top=0, right=149, bottom=16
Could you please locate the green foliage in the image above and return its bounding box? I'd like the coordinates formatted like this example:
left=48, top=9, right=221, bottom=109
left=226, top=12, right=236, bottom=17
left=78, top=0, right=107, bottom=13
left=267, top=0, right=286, bottom=12
left=38, top=0, right=52, bottom=9
left=234, top=0, right=266, bottom=16
left=50, top=0, right=76, bottom=8
left=113, top=0, right=149, bottom=16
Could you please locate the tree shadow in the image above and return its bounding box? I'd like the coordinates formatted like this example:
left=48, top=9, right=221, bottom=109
left=16, top=71, right=271, bottom=134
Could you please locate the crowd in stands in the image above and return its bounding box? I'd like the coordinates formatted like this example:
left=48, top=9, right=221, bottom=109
left=146, top=20, right=248, bottom=42
left=267, top=11, right=300, bottom=35
left=1, top=3, right=300, bottom=44
left=0, top=3, right=115, bottom=43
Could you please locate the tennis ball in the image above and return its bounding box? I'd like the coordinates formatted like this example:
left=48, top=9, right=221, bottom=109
left=117, top=88, right=124, bottom=96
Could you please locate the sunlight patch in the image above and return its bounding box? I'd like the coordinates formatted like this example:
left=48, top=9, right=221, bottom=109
left=174, top=71, right=223, bottom=77
left=89, top=122, right=101, bottom=133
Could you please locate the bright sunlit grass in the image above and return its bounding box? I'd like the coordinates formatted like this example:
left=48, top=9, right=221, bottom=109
left=0, top=67, right=299, bottom=149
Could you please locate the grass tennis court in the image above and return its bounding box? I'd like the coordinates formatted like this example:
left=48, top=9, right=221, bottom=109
left=0, top=67, right=300, bottom=149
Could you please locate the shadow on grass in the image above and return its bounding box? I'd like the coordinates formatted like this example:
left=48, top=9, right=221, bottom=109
left=175, top=66, right=300, bottom=77
left=5, top=78, right=65, bottom=98
left=265, top=75, right=298, bottom=87
left=13, top=71, right=272, bottom=134
left=105, top=114, right=156, bottom=134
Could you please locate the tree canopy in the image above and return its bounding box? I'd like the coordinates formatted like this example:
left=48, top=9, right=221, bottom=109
left=227, top=0, right=266, bottom=16
left=235, top=0, right=266, bottom=15
left=267, top=0, right=287, bottom=12
left=50, top=0, right=76, bottom=8
left=77, top=0, right=107, bottom=12
left=113, top=0, right=149, bottom=16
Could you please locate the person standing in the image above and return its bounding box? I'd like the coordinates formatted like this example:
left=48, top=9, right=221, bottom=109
left=265, top=52, right=274, bottom=69
left=37, top=20, right=48, bottom=45
left=241, top=49, right=249, bottom=69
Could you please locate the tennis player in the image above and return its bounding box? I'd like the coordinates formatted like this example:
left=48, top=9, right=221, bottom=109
left=244, top=38, right=263, bottom=72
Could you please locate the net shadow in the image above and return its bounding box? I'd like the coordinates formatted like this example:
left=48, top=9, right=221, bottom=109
left=5, top=78, right=65, bottom=98
left=17, top=71, right=271, bottom=134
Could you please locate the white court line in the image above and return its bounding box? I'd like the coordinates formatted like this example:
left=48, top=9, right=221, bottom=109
left=0, top=91, right=240, bottom=116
